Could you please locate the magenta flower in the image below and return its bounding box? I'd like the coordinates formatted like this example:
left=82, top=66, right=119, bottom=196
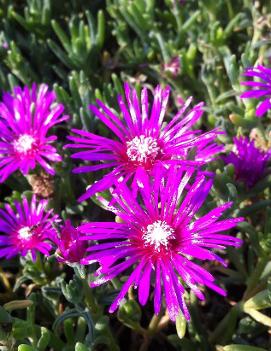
left=79, top=166, right=243, bottom=321
left=53, top=220, right=86, bottom=263
left=0, top=84, right=69, bottom=182
left=223, top=136, right=271, bottom=188
left=66, top=83, right=223, bottom=201
left=241, top=65, right=271, bottom=117
left=0, top=195, right=58, bottom=260
left=163, top=57, right=181, bottom=77
left=2, top=41, right=8, bottom=49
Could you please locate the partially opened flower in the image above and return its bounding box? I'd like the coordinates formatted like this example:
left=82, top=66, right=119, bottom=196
left=66, top=83, right=223, bottom=201
left=53, top=220, right=86, bottom=264
left=79, top=166, right=243, bottom=321
left=0, top=84, right=69, bottom=182
left=0, top=195, right=58, bottom=260
left=223, top=136, right=271, bottom=188
left=241, top=65, right=271, bottom=117
left=162, top=57, right=181, bottom=77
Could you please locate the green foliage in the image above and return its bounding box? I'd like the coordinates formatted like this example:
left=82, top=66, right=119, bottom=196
left=117, top=299, right=142, bottom=330
left=49, top=10, right=105, bottom=74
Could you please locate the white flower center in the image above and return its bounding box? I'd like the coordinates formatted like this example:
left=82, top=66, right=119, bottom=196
left=13, top=134, right=35, bottom=154
left=18, top=226, right=33, bottom=240
left=126, top=135, right=159, bottom=163
left=143, top=220, right=175, bottom=251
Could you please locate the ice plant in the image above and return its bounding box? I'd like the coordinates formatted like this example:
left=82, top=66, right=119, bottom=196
left=241, top=65, right=271, bottom=117
left=0, top=195, right=58, bottom=260
left=223, top=136, right=271, bottom=188
left=54, top=220, right=86, bottom=263
left=66, top=83, right=223, bottom=201
left=162, top=57, right=181, bottom=77
left=0, top=84, right=69, bottom=182
left=79, top=166, right=243, bottom=321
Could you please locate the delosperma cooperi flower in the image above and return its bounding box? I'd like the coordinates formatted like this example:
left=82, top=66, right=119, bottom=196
left=223, top=136, right=271, bottom=188
left=162, top=56, right=181, bottom=77
left=53, top=220, right=86, bottom=264
left=79, top=165, right=243, bottom=321
left=0, top=195, right=58, bottom=260
left=241, top=65, right=271, bottom=117
left=0, top=84, right=69, bottom=182
left=66, top=83, right=223, bottom=201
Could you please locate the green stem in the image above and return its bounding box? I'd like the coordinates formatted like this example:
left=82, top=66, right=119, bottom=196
left=82, top=280, right=99, bottom=315
left=35, top=252, right=43, bottom=272
left=147, top=314, right=161, bottom=335
left=209, top=303, right=241, bottom=344
left=139, top=334, right=151, bottom=351
left=190, top=293, right=211, bottom=351
left=243, top=255, right=269, bottom=300
left=226, top=0, right=234, bottom=20
left=138, top=313, right=165, bottom=351
left=0, top=266, right=11, bottom=291
left=172, top=1, right=182, bottom=34
left=111, top=277, right=122, bottom=290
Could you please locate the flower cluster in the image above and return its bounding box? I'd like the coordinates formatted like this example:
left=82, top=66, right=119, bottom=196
left=0, top=81, right=249, bottom=322
left=64, top=82, right=243, bottom=320
left=0, top=194, right=87, bottom=264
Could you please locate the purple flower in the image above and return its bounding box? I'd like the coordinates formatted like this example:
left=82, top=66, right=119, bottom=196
left=66, top=83, right=223, bottom=201
left=223, top=136, right=271, bottom=188
left=79, top=166, right=243, bottom=321
left=0, top=84, right=69, bottom=182
left=241, top=65, right=271, bottom=117
left=162, top=57, right=181, bottom=77
left=2, top=41, right=8, bottom=49
left=54, top=220, right=86, bottom=263
left=0, top=195, right=58, bottom=260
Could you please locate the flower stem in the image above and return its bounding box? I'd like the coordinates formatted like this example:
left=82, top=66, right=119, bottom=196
left=243, top=254, right=269, bottom=300
left=112, top=277, right=122, bottom=290
left=147, top=314, right=161, bottom=335
left=82, top=279, right=99, bottom=315
left=139, top=334, right=151, bottom=351
left=157, top=314, right=170, bottom=331
left=138, top=312, right=168, bottom=351
left=0, top=266, right=11, bottom=291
